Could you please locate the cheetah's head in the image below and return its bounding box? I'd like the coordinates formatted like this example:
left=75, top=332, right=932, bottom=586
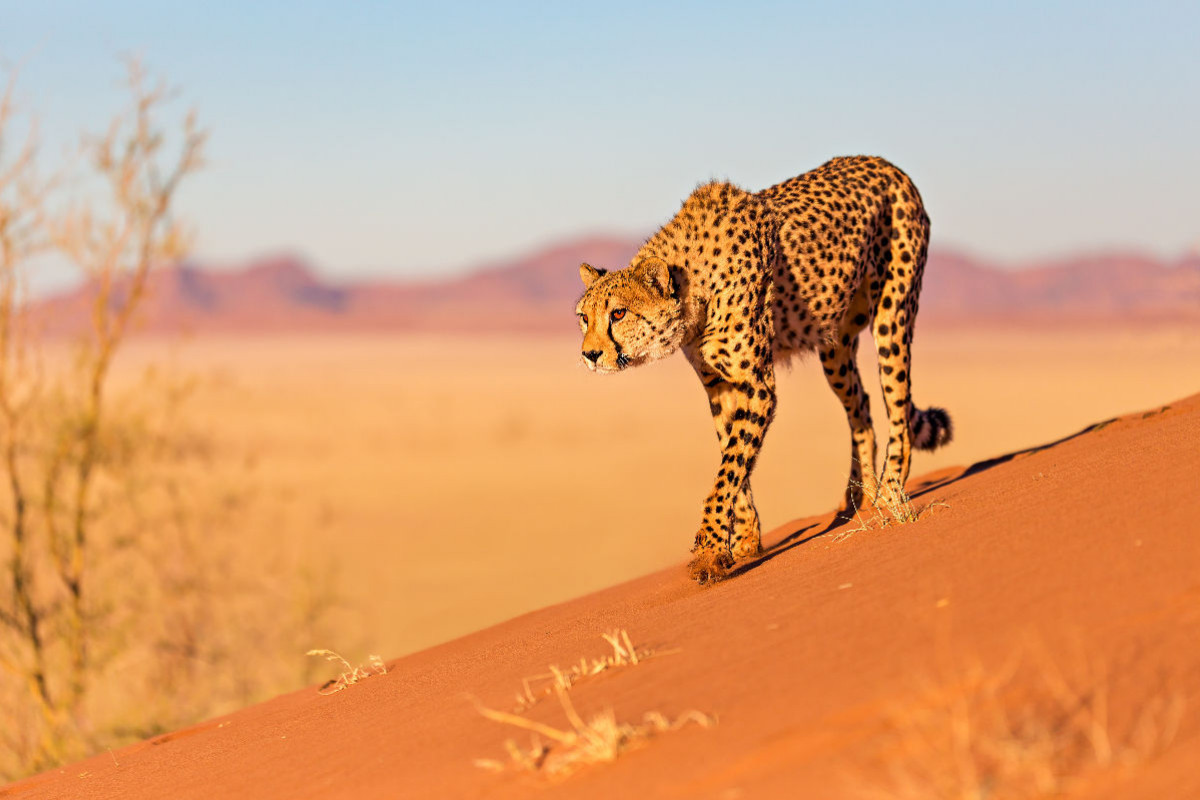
left=575, top=256, right=683, bottom=373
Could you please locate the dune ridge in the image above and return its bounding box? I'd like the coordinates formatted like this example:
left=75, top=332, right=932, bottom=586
left=7, top=392, right=1200, bottom=799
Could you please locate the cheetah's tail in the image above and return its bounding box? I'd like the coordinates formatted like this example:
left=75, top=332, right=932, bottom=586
left=910, top=405, right=953, bottom=451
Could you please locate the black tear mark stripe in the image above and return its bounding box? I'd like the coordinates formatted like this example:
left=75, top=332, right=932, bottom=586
left=608, top=319, right=623, bottom=356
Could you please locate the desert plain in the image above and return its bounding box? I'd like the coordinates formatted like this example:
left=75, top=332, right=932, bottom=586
left=97, top=322, right=1200, bottom=660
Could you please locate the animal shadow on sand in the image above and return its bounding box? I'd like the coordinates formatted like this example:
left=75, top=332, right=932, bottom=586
left=728, top=412, right=1133, bottom=580
left=906, top=414, right=1126, bottom=500
left=727, top=519, right=840, bottom=579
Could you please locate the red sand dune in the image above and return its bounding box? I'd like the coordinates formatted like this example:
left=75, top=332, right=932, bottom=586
left=8, top=393, right=1200, bottom=799
left=32, top=239, right=1200, bottom=336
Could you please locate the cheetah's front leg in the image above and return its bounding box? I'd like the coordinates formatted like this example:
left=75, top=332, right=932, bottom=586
left=690, top=372, right=777, bottom=583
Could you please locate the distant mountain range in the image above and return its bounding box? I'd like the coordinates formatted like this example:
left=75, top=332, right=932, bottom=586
left=32, top=235, right=1200, bottom=336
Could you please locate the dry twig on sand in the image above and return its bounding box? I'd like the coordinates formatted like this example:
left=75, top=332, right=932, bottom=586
left=836, top=479, right=947, bottom=541
left=513, top=629, right=674, bottom=712
left=306, top=649, right=388, bottom=695
left=474, top=684, right=714, bottom=777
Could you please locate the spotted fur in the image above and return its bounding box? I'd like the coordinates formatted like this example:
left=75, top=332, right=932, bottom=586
left=576, top=156, right=953, bottom=582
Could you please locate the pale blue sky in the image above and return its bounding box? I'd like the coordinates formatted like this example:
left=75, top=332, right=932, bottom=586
left=2, top=1, right=1198, bottom=286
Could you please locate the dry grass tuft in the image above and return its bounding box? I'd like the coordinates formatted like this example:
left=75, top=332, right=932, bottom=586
left=858, top=650, right=1186, bottom=800
left=473, top=685, right=714, bottom=777
left=512, top=629, right=672, bottom=712
left=306, top=649, right=388, bottom=695
left=837, top=480, right=947, bottom=540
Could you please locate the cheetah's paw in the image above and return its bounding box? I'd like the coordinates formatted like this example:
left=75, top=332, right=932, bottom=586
left=688, top=548, right=734, bottom=584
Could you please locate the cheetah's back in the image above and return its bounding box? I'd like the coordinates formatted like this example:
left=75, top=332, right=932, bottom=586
left=757, top=156, right=929, bottom=356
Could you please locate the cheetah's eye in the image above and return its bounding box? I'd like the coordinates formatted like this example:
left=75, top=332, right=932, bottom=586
left=611, top=308, right=626, bottom=322
left=578, top=313, right=588, bottom=325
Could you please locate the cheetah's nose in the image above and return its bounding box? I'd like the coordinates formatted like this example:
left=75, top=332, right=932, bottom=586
left=583, top=350, right=602, bottom=363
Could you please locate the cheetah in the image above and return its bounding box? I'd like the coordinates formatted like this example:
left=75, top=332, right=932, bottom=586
left=575, top=156, right=952, bottom=583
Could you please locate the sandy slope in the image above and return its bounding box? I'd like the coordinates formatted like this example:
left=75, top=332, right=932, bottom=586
left=8, top=392, right=1200, bottom=799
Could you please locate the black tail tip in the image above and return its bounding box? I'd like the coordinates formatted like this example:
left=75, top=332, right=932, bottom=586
left=912, top=406, right=953, bottom=451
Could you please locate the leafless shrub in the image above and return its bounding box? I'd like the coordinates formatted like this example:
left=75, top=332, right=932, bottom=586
left=0, top=61, right=334, bottom=780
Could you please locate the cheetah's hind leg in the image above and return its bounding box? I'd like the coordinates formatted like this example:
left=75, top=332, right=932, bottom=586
left=818, top=325, right=879, bottom=517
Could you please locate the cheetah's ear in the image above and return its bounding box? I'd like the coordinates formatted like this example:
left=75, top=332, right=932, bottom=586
left=635, top=256, right=673, bottom=298
left=579, top=263, right=607, bottom=287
